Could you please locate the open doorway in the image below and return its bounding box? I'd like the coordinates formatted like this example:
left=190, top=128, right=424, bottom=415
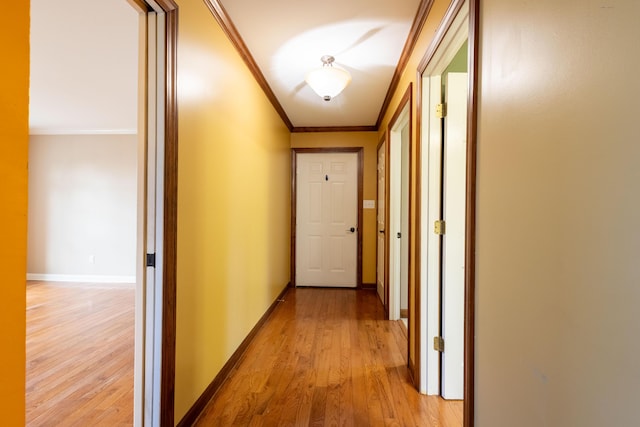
left=27, top=1, right=139, bottom=424
left=417, top=0, right=469, bottom=402
left=376, top=137, right=387, bottom=307
left=388, top=97, right=411, bottom=326
left=26, top=1, right=174, bottom=425
left=386, top=86, right=413, bottom=373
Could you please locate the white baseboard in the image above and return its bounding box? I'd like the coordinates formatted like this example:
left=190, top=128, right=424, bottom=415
left=29, top=128, right=137, bottom=135
left=27, top=273, right=136, bottom=284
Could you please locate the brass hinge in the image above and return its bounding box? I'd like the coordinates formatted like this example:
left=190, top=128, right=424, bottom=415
left=434, top=220, right=446, bottom=235
left=436, top=103, right=447, bottom=118
left=434, top=336, right=445, bottom=352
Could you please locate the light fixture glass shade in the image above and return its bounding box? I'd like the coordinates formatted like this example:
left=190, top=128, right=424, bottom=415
left=305, top=58, right=352, bottom=101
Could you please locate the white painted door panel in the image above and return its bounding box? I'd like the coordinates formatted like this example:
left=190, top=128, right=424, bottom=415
left=296, top=153, right=358, bottom=287
left=400, top=126, right=410, bottom=315
left=441, top=72, right=468, bottom=399
left=389, top=132, right=402, bottom=320
left=424, top=74, right=443, bottom=395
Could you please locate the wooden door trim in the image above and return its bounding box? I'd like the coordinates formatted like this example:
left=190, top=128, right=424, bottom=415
left=375, top=136, right=387, bottom=308
left=148, top=1, right=179, bottom=425
left=414, top=0, right=478, bottom=425
left=291, top=147, right=364, bottom=288
left=383, top=130, right=391, bottom=319
left=464, top=1, right=479, bottom=425
left=386, top=83, right=414, bottom=380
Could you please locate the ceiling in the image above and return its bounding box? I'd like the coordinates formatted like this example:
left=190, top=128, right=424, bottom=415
left=29, top=0, right=138, bottom=134
left=215, top=0, right=421, bottom=129
left=29, top=0, right=423, bottom=133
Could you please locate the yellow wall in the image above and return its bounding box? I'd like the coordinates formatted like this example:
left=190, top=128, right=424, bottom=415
left=0, top=2, right=28, bottom=424
left=175, top=0, right=291, bottom=421
left=375, top=0, right=452, bottom=372
left=291, top=132, right=378, bottom=284
left=475, top=0, right=640, bottom=425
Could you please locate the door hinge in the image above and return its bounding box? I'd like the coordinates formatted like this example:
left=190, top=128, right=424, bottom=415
left=146, top=253, right=156, bottom=268
left=434, top=220, right=446, bottom=235
left=434, top=336, right=445, bottom=352
left=436, top=103, right=447, bottom=119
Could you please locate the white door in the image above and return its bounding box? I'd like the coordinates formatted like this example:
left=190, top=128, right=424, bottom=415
left=400, top=126, right=410, bottom=318
left=419, top=2, right=469, bottom=398
left=389, top=105, right=410, bottom=321
left=296, top=152, right=358, bottom=287
left=134, top=8, right=167, bottom=426
left=422, top=74, right=444, bottom=395
left=441, top=72, right=468, bottom=399
left=377, top=143, right=386, bottom=303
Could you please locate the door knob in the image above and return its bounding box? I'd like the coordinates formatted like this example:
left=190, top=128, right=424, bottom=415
left=379, top=229, right=385, bottom=234
left=347, top=227, right=356, bottom=233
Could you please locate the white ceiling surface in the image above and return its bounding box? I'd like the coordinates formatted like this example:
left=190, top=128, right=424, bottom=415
left=29, top=0, right=138, bottom=134
left=29, top=0, right=419, bottom=132
left=218, top=0, right=421, bottom=128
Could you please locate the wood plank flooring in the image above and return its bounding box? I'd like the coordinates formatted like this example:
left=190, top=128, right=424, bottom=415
left=193, top=287, right=462, bottom=426
left=26, top=281, right=134, bottom=426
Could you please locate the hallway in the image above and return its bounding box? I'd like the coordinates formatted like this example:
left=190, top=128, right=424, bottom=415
left=193, top=287, right=462, bottom=426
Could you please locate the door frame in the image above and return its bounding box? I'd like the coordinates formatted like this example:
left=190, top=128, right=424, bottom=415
left=385, top=84, right=414, bottom=375
left=387, top=90, right=412, bottom=322
left=291, top=147, right=364, bottom=288
left=127, top=0, right=178, bottom=426
left=415, top=0, right=479, bottom=425
left=419, top=6, right=469, bottom=398
left=376, top=136, right=387, bottom=309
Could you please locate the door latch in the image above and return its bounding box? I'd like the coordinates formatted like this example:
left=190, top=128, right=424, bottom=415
left=146, top=253, right=156, bottom=268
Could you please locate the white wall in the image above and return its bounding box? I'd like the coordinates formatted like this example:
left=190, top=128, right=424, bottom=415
left=476, top=0, right=640, bottom=426
left=27, top=134, right=137, bottom=282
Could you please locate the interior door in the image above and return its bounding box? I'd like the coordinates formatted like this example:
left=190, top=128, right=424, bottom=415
left=134, top=8, right=167, bottom=426
left=389, top=109, right=411, bottom=321
left=296, top=152, right=358, bottom=287
left=441, top=72, right=468, bottom=399
left=400, top=126, right=410, bottom=319
left=377, top=143, right=386, bottom=303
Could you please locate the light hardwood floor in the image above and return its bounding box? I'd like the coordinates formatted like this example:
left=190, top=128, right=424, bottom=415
left=26, top=283, right=462, bottom=426
left=193, top=287, right=463, bottom=426
left=26, top=281, right=134, bottom=426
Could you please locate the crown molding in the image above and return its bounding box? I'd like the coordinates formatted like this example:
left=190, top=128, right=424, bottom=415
left=376, top=0, right=435, bottom=128
left=292, top=126, right=377, bottom=133
left=203, top=0, right=294, bottom=131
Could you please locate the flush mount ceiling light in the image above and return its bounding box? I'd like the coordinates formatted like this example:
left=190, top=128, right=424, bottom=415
left=305, top=55, right=352, bottom=102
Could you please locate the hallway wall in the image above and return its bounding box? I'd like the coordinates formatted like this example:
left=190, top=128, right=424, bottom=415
left=475, top=0, right=640, bottom=425
left=1, top=2, right=28, bottom=424
left=174, top=0, right=291, bottom=421
left=291, top=131, right=378, bottom=285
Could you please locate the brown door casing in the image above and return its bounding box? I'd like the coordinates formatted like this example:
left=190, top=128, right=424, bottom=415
left=291, top=147, right=364, bottom=288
